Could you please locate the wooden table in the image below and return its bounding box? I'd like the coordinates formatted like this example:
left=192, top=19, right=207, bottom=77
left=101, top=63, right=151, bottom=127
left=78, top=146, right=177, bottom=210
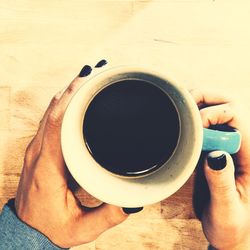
left=1, top=1, right=250, bottom=249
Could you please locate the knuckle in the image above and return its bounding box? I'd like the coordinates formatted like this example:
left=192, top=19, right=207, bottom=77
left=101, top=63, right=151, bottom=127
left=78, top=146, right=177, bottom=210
left=51, top=93, right=61, bottom=105
left=55, top=90, right=63, bottom=99
left=105, top=214, right=118, bottom=227
left=24, top=152, right=32, bottom=165
left=209, top=180, right=235, bottom=199
left=24, top=141, right=36, bottom=165
left=47, top=109, right=62, bottom=127
left=67, top=82, right=77, bottom=94
left=215, top=183, right=234, bottom=194
left=200, top=110, right=212, bottom=127
left=103, top=210, right=118, bottom=227
left=25, top=140, right=34, bottom=155
left=105, top=208, right=126, bottom=227
left=50, top=89, right=63, bottom=107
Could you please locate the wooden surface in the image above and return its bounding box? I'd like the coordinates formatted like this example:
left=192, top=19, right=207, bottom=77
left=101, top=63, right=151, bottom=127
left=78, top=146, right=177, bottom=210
left=1, top=1, right=250, bottom=249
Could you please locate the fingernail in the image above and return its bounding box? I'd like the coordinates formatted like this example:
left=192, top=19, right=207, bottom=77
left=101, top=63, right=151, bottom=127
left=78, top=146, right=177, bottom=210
left=207, top=153, right=226, bottom=171
left=122, top=207, right=143, bottom=214
left=79, top=65, right=92, bottom=77
left=95, top=59, right=107, bottom=68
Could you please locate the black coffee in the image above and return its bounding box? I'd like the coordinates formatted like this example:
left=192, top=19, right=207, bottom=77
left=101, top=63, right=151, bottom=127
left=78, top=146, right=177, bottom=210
left=83, top=80, right=180, bottom=177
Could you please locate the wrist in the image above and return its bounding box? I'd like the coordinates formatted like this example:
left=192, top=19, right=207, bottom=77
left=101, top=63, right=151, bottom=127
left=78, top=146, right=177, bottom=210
left=1, top=199, right=68, bottom=250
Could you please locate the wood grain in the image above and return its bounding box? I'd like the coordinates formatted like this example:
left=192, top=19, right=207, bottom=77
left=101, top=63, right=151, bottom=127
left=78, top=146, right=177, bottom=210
left=95, top=218, right=207, bottom=250
left=161, top=175, right=196, bottom=220
left=10, top=86, right=60, bottom=130
left=0, top=87, right=10, bottom=130
left=0, top=130, right=34, bottom=207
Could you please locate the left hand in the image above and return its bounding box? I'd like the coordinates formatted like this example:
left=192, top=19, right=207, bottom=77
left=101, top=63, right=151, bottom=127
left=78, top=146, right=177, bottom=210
left=190, top=89, right=250, bottom=250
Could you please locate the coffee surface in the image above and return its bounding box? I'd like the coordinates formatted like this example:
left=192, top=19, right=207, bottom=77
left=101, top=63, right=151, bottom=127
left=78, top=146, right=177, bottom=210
left=83, top=80, right=180, bottom=177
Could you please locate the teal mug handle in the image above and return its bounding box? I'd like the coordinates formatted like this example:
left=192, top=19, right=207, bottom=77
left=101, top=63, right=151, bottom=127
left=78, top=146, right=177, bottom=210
left=202, top=128, right=241, bottom=154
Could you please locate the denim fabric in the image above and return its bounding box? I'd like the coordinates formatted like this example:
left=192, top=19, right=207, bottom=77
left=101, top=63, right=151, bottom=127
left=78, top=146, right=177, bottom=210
left=0, top=199, right=68, bottom=250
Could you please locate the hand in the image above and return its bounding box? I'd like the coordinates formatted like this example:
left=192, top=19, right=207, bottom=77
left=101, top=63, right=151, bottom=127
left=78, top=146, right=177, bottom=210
left=14, top=62, right=129, bottom=248
left=190, top=89, right=250, bottom=250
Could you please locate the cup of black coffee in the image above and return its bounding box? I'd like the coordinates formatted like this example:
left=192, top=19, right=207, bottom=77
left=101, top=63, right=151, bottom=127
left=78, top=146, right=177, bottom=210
left=83, top=79, right=180, bottom=178
left=61, top=66, right=241, bottom=207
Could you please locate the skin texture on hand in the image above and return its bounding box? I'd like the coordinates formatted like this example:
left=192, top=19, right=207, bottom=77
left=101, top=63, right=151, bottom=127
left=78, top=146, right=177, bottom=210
left=190, top=89, right=250, bottom=250
left=14, top=64, right=129, bottom=248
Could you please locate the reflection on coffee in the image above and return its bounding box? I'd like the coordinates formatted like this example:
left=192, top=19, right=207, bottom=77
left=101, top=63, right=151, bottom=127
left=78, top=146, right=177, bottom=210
left=83, top=80, right=180, bottom=177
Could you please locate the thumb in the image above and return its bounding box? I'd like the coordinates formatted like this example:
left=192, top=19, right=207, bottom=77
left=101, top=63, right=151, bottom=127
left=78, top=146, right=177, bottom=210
left=204, top=151, right=238, bottom=205
left=74, top=204, right=143, bottom=244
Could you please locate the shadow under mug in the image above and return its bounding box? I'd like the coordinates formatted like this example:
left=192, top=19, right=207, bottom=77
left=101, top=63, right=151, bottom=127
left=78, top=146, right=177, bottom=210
left=61, top=66, right=241, bottom=207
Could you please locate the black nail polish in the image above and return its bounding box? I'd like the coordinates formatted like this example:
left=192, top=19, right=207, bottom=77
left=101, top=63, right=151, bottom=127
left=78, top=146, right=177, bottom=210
left=207, top=154, right=226, bottom=170
left=95, top=59, right=107, bottom=68
left=79, top=65, right=92, bottom=77
left=122, top=207, right=143, bottom=214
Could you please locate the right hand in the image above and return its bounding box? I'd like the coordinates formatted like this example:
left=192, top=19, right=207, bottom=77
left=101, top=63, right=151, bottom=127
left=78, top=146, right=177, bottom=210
left=190, top=89, right=250, bottom=250
left=14, top=62, right=133, bottom=248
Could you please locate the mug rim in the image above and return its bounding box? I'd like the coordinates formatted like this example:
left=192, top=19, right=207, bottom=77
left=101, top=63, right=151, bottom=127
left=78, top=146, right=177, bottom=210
left=61, top=65, right=203, bottom=207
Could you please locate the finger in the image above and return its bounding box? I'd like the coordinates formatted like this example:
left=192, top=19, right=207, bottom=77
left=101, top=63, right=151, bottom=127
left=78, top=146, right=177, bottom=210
left=204, top=151, right=239, bottom=205
left=200, top=98, right=250, bottom=179
left=44, top=58, right=108, bottom=141
left=36, top=89, right=65, bottom=141
left=199, top=103, right=235, bottom=128
left=192, top=152, right=210, bottom=221
left=189, top=89, right=231, bottom=107
left=75, top=204, right=142, bottom=244
left=41, top=65, right=92, bottom=157
left=42, top=59, right=108, bottom=156
left=37, top=64, right=92, bottom=142
left=24, top=89, right=65, bottom=166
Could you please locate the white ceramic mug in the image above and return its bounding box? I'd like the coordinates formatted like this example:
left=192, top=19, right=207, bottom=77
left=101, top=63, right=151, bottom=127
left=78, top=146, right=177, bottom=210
left=61, top=66, right=241, bottom=207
